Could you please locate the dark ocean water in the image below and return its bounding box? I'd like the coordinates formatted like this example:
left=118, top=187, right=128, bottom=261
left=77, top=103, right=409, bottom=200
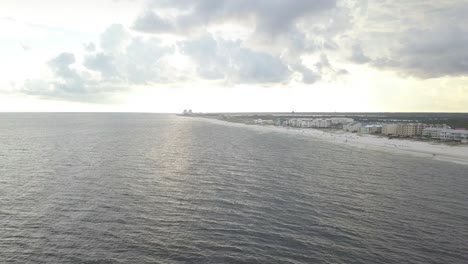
left=1, top=113, right=467, bottom=264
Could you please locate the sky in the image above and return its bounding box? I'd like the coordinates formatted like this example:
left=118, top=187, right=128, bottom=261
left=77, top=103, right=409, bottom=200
left=0, top=0, right=467, bottom=113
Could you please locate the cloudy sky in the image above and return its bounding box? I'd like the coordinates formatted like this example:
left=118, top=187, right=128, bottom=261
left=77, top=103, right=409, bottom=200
left=1, top=0, right=467, bottom=112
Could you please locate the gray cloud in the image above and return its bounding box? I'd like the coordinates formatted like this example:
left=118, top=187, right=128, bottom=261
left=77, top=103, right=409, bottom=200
left=181, top=34, right=227, bottom=80
left=82, top=38, right=173, bottom=85
left=23, top=52, right=125, bottom=102
left=180, top=34, right=291, bottom=83
left=48, top=52, right=77, bottom=78
left=124, top=37, right=174, bottom=83
left=231, top=46, right=290, bottom=83
left=18, top=1, right=362, bottom=104
left=133, top=11, right=174, bottom=34
left=134, top=0, right=353, bottom=84
left=350, top=43, right=370, bottom=64
left=291, top=63, right=320, bottom=84
left=167, top=1, right=354, bottom=85
left=83, top=53, right=119, bottom=80
left=373, top=25, right=468, bottom=78
left=134, top=0, right=337, bottom=36
left=83, top=42, right=96, bottom=52
left=100, top=24, right=130, bottom=52
left=355, top=0, right=468, bottom=78
left=22, top=79, right=123, bottom=103
left=21, top=0, right=468, bottom=104
left=83, top=26, right=175, bottom=85
left=291, top=53, right=346, bottom=83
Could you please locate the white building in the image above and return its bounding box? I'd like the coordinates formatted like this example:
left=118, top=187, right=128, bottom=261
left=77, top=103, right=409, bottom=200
left=285, top=117, right=352, bottom=129
left=300, top=119, right=315, bottom=128
left=360, top=124, right=383, bottom=134
left=422, top=128, right=441, bottom=138
left=383, top=123, right=449, bottom=137
left=254, top=119, right=274, bottom=125
left=311, top=119, right=321, bottom=127
left=287, top=118, right=332, bottom=128
left=288, top=118, right=299, bottom=127
left=316, top=119, right=332, bottom=128
left=343, top=122, right=362, bottom=132
left=330, top=118, right=354, bottom=124
left=422, top=128, right=468, bottom=143
left=382, top=124, right=399, bottom=135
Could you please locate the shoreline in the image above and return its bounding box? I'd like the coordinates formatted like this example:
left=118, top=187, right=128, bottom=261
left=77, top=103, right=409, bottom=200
left=189, top=116, right=468, bottom=166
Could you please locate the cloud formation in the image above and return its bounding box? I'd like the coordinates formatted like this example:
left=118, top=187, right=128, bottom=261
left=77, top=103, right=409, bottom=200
left=131, top=0, right=349, bottom=85
left=356, top=0, right=468, bottom=78
left=373, top=25, right=468, bottom=78
left=22, top=26, right=175, bottom=102
left=135, top=0, right=336, bottom=36
left=22, top=57, right=86, bottom=100
left=100, top=24, right=130, bottom=52
left=22, top=52, right=124, bottom=102
left=17, top=0, right=468, bottom=103
left=180, top=34, right=290, bottom=83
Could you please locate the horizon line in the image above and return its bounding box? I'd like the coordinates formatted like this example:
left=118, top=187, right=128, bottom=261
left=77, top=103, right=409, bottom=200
left=1, top=111, right=468, bottom=114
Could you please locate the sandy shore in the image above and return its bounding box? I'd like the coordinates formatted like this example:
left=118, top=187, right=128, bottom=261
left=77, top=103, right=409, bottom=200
left=191, top=116, right=468, bottom=166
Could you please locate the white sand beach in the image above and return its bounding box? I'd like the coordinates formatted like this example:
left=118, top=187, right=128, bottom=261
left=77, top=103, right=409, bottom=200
left=192, top=117, right=468, bottom=166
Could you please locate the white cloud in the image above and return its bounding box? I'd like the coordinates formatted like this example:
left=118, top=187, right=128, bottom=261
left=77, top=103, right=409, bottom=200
left=1, top=0, right=467, bottom=111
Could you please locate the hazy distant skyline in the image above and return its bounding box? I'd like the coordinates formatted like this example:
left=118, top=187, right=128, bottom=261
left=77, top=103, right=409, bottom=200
left=1, top=0, right=467, bottom=112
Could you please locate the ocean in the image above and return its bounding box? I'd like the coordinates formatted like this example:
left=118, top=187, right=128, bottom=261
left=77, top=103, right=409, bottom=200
left=1, top=113, right=467, bottom=263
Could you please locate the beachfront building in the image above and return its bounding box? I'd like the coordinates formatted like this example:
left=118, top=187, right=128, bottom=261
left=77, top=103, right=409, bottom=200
left=422, top=128, right=441, bottom=139
left=286, top=118, right=337, bottom=128
left=300, top=119, right=316, bottom=128
left=422, top=128, right=468, bottom=143
left=396, top=123, right=421, bottom=137
left=182, top=109, right=193, bottom=115
left=288, top=118, right=306, bottom=127
left=316, top=119, right=332, bottom=128
left=343, top=122, right=362, bottom=132
left=360, top=124, right=383, bottom=134
left=396, top=123, right=436, bottom=137
left=254, top=119, right=274, bottom=125
left=288, top=118, right=299, bottom=127
left=330, top=118, right=354, bottom=125
left=382, top=123, right=449, bottom=137
left=382, top=124, right=399, bottom=135
left=275, top=119, right=288, bottom=126
left=400, top=123, right=449, bottom=137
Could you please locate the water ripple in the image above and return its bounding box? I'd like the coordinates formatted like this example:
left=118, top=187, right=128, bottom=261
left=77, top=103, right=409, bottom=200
left=1, top=113, right=467, bottom=263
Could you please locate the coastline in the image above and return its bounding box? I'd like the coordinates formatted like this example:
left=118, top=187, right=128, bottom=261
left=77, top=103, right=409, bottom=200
left=190, top=116, right=468, bottom=166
